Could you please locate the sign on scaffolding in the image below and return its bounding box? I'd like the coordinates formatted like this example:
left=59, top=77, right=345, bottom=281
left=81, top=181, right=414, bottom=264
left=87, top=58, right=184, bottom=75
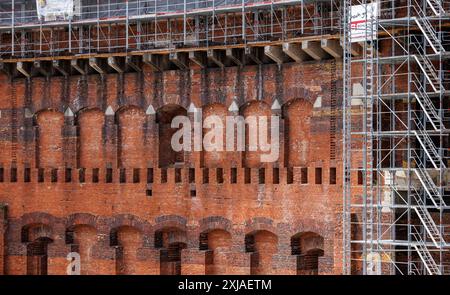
left=350, top=2, right=378, bottom=43
left=36, top=0, right=77, bottom=21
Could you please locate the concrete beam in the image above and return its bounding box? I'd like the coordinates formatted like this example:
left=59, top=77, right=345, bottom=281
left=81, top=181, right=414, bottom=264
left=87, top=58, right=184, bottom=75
left=169, top=52, right=188, bottom=70
left=225, top=48, right=243, bottom=66
left=264, top=45, right=288, bottom=65
left=302, top=40, right=328, bottom=61
left=52, top=60, right=69, bottom=76
left=143, top=53, right=167, bottom=72
left=71, top=59, right=87, bottom=75
left=189, top=51, right=207, bottom=68
left=89, top=57, right=106, bottom=74
left=282, top=43, right=308, bottom=62
left=244, top=47, right=262, bottom=65
left=207, top=49, right=225, bottom=68
left=350, top=43, right=362, bottom=56
left=17, top=61, right=31, bottom=78
left=107, top=56, right=124, bottom=73
left=125, top=55, right=141, bottom=72
left=321, top=39, right=343, bottom=58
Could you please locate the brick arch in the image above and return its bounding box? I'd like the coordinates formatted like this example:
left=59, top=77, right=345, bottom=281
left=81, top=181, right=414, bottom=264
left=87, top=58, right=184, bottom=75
left=199, top=216, right=232, bottom=234
left=21, top=223, right=53, bottom=243
left=33, top=108, right=64, bottom=125
left=19, top=212, right=63, bottom=243
left=20, top=212, right=59, bottom=228
left=153, top=99, right=190, bottom=112
left=290, top=231, right=325, bottom=275
left=109, top=214, right=152, bottom=250
left=114, top=105, right=145, bottom=122
left=153, top=215, right=187, bottom=232
left=238, top=100, right=271, bottom=115
left=110, top=214, right=151, bottom=234
left=290, top=231, right=324, bottom=252
left=75, top=107, right=103, bottom=123
left=65, top=213, right=98, bottom=230
left=287, top=219, right=332, bottom=240
left=244, top=217, right=278, bottom=236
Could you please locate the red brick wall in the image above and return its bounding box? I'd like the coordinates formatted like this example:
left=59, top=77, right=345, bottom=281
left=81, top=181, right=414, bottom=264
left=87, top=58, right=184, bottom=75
left=0, top=60, right=343, bottom=275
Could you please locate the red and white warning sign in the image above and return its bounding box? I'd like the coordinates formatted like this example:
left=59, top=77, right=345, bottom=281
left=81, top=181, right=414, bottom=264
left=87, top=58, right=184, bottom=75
left=350, top=2, right=378, bottom=43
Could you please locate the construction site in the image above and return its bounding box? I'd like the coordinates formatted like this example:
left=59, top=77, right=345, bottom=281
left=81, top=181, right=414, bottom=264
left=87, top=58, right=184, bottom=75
left=0, top=0, right=448, bottom=275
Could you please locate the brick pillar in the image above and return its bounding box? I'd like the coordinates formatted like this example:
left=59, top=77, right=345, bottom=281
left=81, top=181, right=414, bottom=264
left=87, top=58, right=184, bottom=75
left=0, top=204, right=6, bottom=275
left=187, top=103, right=202, bottom=168
left=63, top=107, right=77, bottom=169
left=273, top=235, right=296, bottom=275
left=180, top=227, right=205, bottom=275
left=225, top=252, right=251, bottom=275
left=47, top=222, right=71, bottom=275
left=5, top=242, right=26, bottom=275
left=90, top=241, right=116, bottom=275
left=47, top=241, right=72, bottom=275
left=320, top=235, right=335, bottom=275
left=227, top=103, right=241, bottom=168
left=228, top=230, right=251, bottom=274
left=104, top=107, right=118, bottom=169
left=318, top=255, right=334, bottom=275
left=136, top=248, right=161, bottom=274
left=145, top=105, right=156, bottom=168
left=181, top=248, right=206, bottom=274
left=271, top=100, right=284, bottom=167
left=23, top=107, right=35, bottom=168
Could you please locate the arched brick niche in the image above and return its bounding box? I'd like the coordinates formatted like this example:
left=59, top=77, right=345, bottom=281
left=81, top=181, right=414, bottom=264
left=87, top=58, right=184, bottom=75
left=201, top=103, right=227, bottom=168
left=21, top=223, right=54, bottom=275
left=240, top=101, right=271, bottom=168
left=290, top=232, right=324, bottom=275
left=116, top=106, right=146, bottom=168
left=282, top=98, right=313, bottom=167
left=156, top=104, right=187, bottom=168
left=154, top=226, right=187, bottom=275
left=77, top=108, right=105, bottom=168
left=35, top=109, right=64, bottom=168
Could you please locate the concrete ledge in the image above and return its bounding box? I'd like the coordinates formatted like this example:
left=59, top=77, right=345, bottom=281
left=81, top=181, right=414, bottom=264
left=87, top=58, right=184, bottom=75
left=282, top=43, right=308, bottom=62
left=320, top=39, right=342, bottom=58
left=264, top=45, right=287, bottom=64
left=302, top=41, right=328, bottom=61
left=189, top=51, right=207, bottom=68
left=207, top=49, right=225, bottom=68
left=169, top=52, right=188, bottom=70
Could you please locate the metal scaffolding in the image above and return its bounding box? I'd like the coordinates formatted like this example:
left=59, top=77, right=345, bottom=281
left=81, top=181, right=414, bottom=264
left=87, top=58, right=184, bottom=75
left=343, top=0, right=450, bottom=274
left=0, top=0, right=341, bottom=59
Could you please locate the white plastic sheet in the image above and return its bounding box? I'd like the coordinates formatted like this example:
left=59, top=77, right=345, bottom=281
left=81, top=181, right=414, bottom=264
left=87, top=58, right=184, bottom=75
left=36, top=0, right=74, bottom=21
